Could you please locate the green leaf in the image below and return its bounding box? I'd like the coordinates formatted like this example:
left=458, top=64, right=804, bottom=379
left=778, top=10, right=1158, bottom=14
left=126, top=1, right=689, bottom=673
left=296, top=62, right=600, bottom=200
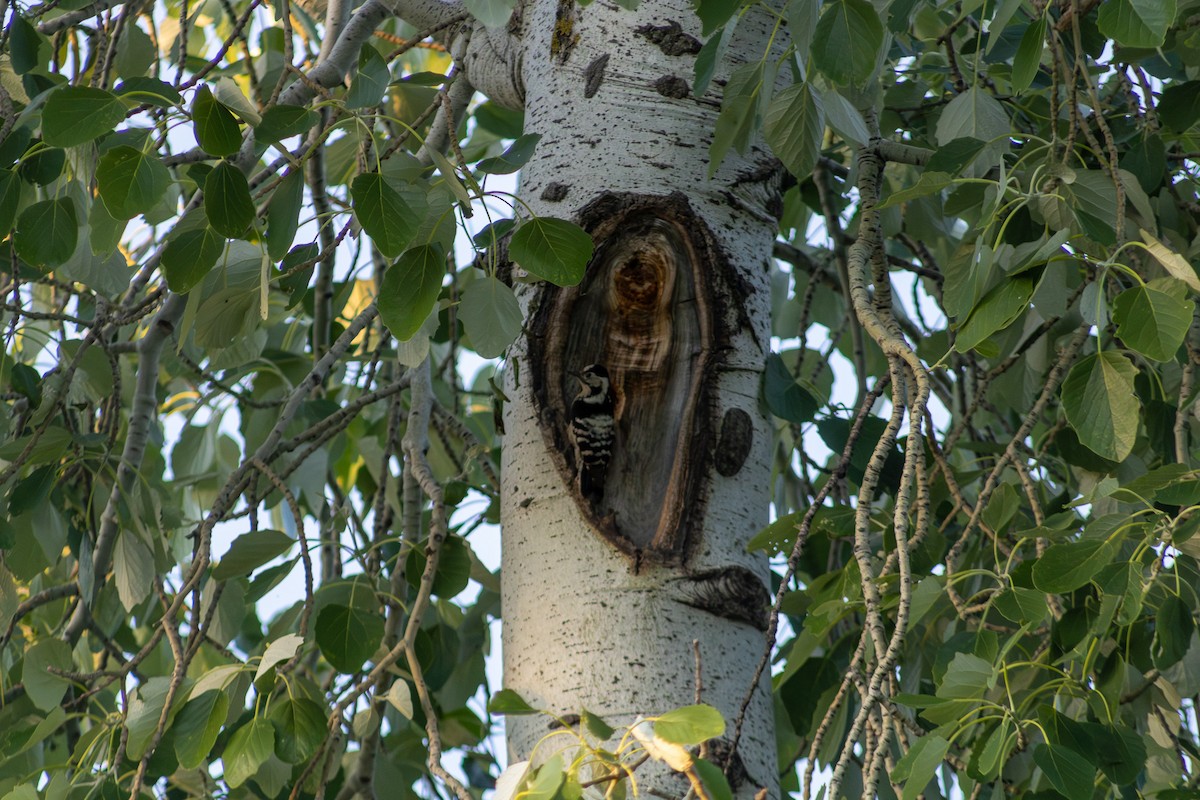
left=114, top=531, right=154, bottom=611
left=387, top=682, right=415, bottom=719
left=1033, top=743, right=1096, bottom=800
left=489, top=688, right=538, bottom=714
left=764, top=352, right=819, bottom=424
left=269, top=696, right=327, bottom=763
left=477, top=134, right=542, bottom=174
left=254, top=104, right=319, bottom=142
left=510, top=217, right=593, bottom=286
left=96, top=146, right=171, bottom=219
left=694, top=23, right=735, bottom=96
left=192, top=85, right=243, bottom=157
left=162, top=226, right=225, bottom=293
left=954, top=275, right=1034, bottom=352
left=266, top=168, right=305, bottom=260
left=1097, top=0, right=1174, bottom=48
left=0, top=168, right=22, bottom=234
left=696, top=0, right=738, bottom=35
left=378, top=244, right=447, bottom=341
left=254, top=634, right=304, bottom=682
left=346, top=47, right=390, bottom=109
left=1113, top=282, right=1193, bottom=361
left=1159, top=81, right=1200, bottom=132
left=1011, top=17, right=1045, bottom=93
left=1032, top=538, right=1121, bottom=594
left=763, top=81, right=824, bottom=180
left=9, top=15, right=43, bottom=75
left=15, top=198, right=78, bottom=269
left=822, top=88, right=870, bottom=145
left=892, top=734, right=950, bottom=800
left=926, top=138, right=988, bottom=175
left=877, top=172, right=955, bottom=209
left=174, top=690, right=231, bottom=768
left=1139, top=228, right=1200, bottom=291
left=42, top=86, right=126, bottom=147
left=692, top=759, right=733, bottom=800
left=205, top=162, right=256, bottom=238
left=1152, top=594, right=1194, bottom=669
left=935, top=652, right=995, bottom=699
left=812, top=0, right=883, bottom=86
left=1086, top=723, right=1146, bottom=785
left=935, top=87, right=1010, bottom=170
left=212, top=76, right=262, bottom=126
left=115, top=77, right=183, bottom=108
left=214, top=530, right=296, bottom=580
left=350, top=173, right=420, bottom=258
left=581, top=709, right=614, bottom=740
left=1061, top=351, right=1140, bottom=462
left=654, top=705, right=725, bottom=744
left=22, top=638, right=73, bottom=710
left=460, top=275, right=523, bottom=358
left=315, top=603, right=385, bottom=673
left=464, top=0, right=516, bottom=28
left=223, top=718, right=275, bottom=788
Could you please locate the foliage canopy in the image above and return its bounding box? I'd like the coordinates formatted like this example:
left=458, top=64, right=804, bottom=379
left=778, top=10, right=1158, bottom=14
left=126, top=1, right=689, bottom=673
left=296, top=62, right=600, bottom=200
left=0, top=0, right=1199, bottom=797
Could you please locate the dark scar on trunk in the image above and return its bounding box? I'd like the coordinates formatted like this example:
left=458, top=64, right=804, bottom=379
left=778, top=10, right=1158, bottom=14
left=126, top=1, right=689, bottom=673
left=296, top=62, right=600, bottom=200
left=583, top=53, right=609, bottom=98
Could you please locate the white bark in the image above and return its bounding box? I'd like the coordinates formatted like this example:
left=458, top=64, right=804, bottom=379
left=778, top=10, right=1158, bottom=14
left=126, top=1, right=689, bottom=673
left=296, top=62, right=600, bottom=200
left=498, top=0, right=783, bottom=795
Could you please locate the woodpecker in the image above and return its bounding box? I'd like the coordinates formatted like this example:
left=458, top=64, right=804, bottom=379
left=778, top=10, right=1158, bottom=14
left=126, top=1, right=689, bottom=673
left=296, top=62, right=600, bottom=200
left=569, top=364, right=615, bottom=504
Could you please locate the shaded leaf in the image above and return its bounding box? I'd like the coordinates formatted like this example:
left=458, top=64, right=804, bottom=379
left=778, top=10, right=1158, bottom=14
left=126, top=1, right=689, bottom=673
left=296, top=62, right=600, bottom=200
left=205, top=162, right=256, bottom=238
left=378, top=243, right=447, bottom=341
left=214, top=530, right=295, bottom=580
left=763, top=81, right=824, bottom=180
left=350, top=173, right=420, bottom=258
left=460, top=275, right=522, bottom=358
left=96, top=146, right=171, bottom=219
left=175, top=690, right=231, bottom=768
left=15, top=198, right=77, bottom=269
left=1061, top=351, right=1140, bottom=462
left=315, top=603, right=384, bottom=673
left=192, top=85, right=242, bottom=156
left=42, top=86, right=126, bottom=147
left=812, top=0, right=883, bottom=86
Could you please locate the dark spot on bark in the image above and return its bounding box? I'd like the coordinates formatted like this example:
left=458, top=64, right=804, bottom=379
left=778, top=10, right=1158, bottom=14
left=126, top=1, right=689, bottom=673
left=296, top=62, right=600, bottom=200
left=635, top=20, right=701, bottom=56
left=541, top=182, right=570, bottom=202
left=654, top=74, right=690, bottom=99
left=672, top=565, right=769, bottom=630
left=583, top=53, right=609, bottom=98
left=548, top=713, right=581, bottom=730
left=714, top=408, right=753, bottom=476
left=707, top=739, right=750, bottom=790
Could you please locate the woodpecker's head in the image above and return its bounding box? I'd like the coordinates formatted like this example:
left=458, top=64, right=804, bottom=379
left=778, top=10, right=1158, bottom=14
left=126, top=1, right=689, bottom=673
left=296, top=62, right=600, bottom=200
left=576, top=364, right=610, bottom=399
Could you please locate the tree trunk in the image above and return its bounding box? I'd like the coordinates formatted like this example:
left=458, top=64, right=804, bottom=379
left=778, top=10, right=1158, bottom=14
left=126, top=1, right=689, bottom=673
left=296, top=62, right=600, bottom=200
left=495, top=0, right=784, bottom=794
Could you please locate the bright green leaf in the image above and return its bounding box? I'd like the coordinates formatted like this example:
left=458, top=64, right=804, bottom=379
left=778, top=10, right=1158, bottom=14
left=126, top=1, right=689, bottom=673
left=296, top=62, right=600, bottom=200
left=489, top=688, right=538, bottom=714
left=935, top=652, right=995, bottom=699
left=510, top=217, right=593, bottom=286
left=653, top=704, right=725, bottom=744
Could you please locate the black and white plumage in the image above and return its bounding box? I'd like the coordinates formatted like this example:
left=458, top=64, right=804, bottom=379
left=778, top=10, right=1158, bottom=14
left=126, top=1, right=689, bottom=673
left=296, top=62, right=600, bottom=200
left=569, top=364, right=615, bottom=504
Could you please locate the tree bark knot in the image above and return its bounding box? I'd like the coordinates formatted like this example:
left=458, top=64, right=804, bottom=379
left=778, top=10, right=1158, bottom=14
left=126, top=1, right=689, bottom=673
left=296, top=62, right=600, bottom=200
left=528, top=192, right=751, bottom=568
